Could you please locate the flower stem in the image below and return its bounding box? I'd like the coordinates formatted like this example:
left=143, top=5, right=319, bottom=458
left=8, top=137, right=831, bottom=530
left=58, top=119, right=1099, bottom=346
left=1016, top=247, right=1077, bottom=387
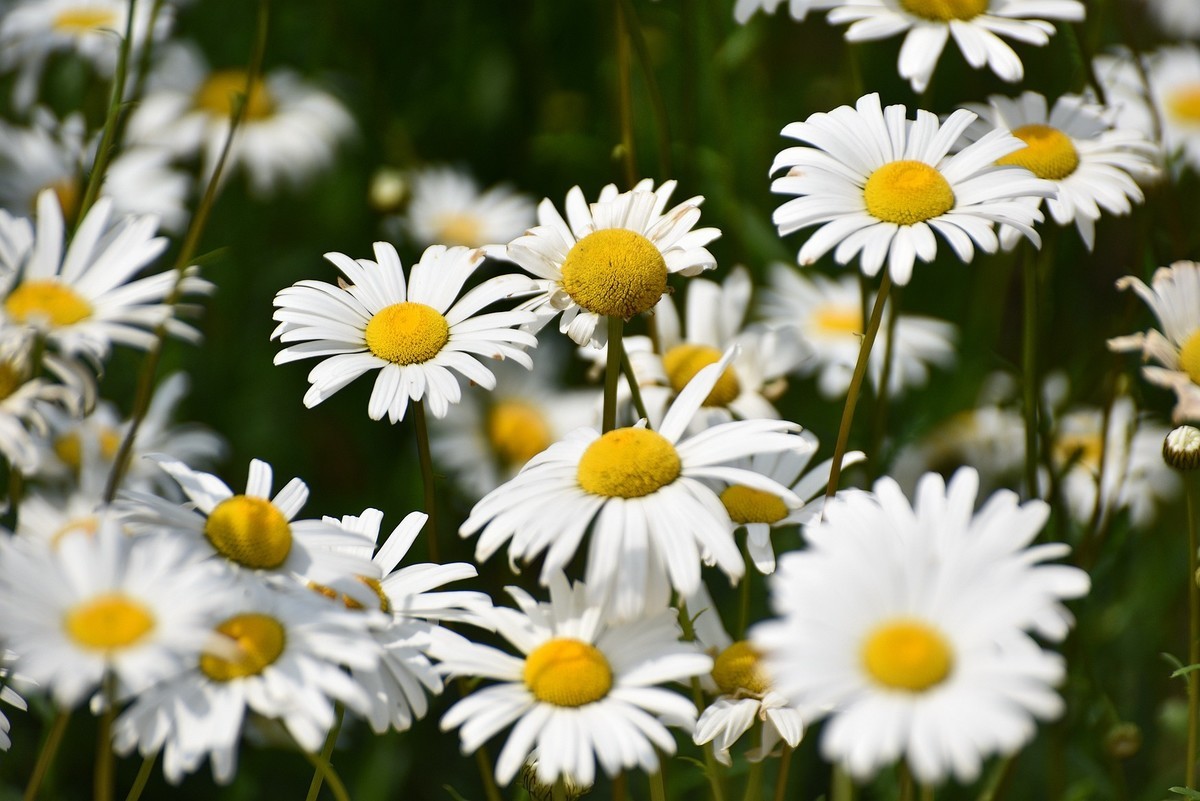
left=616, top=0, right=671, bottom=179
left=123, top=754, right=156, bottom=801
left=620, top=347, right=650, bottom=424
left=975, top=755, right=1015, bottom=801
left=1021, top=245, right=1040, bottom=501
left=552, top=778, right=568, bottom=801
left=23, top=710, right=70, bottom=801
left=613, top=0, right=637, bottom=188
left=677, top=599, right=727, bottom=801
left=603, top=316, right=624, bottom=433
left=1187, top=471, right=1200, bottom=788
left=300, top=749, right=350, bottom=801
left=898, top=763, right=914, bottom=801
left=824, top=271, right=893, bottom=503
left=414, top=400, right=441, bottom=563
left=304, top=703, right=343, bottom=801
left=831, top=765, right=855, bottom=801
left=742, top=746, right=764, bottom=801
left=95, top=677, right=117, bottom=801
left=649, top=765, right=667, bottom=801
left=737, top=543, right=752, bottom=639
left=868, top=282, right=900, bottom=480
left=772, top=746, right=793, bottom=801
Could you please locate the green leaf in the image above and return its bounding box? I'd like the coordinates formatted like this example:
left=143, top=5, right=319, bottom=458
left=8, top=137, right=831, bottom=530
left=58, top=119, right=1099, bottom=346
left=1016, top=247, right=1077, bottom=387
left=1163, top=652, right=1187, bottom=674
left=442, top=784, right=471, bottom=801
left=1172, top=664, right=1200, bottom=679
left=1168, top=787, right=1200, bottom=800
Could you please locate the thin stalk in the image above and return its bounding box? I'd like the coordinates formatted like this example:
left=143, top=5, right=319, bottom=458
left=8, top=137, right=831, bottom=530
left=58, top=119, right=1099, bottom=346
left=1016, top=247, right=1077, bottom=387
left=94, top=676, right=117, bottom=801
left=414, top=400, right=441, bottom=563
left=77, top=0, right=138, bottom=224
left=449, top=677, right=504, bottom=801
left=620, top=347, right=650, bottom=424
left=824, top=271, right=893, bottom=503
left=920, top=785, right=935, bottom=801
left=300, top=749, right=350, bottom=801
left=123, top=754, right=157, bottom=801
left=742, top=737, right=764, bottom=801
left=613, top=0, right=637, bottom=187
left=612, top=772, right=628, bottom=801
left=24, top=711, right=70, bottom=801
left=304, top=704, right=344, bottom=801
left=552, top=778, right=569, bottom=801
left=1187, top=472, right=1200, bottom=788
left=898, top=763, right=914, bottom=801
left=868, top=283, right=900, bottom=480
left=975, top=755, right=1015, bottom=801
left=649, top=767, right=667, bottom=801
left=103, top=0, right=271, bottom=503
left=603, top=316, right=624, bottom=433
left=831, top=765, right=855, bottom=801
left=1021, top=245, right=1040, bottom=501
left=772, top=746, right=793, bottom=801
left=737, top=545, right=752, bottom=639
left=616, top=0, right=671, bottom=179
left=677, top=599, right=727, bottom=801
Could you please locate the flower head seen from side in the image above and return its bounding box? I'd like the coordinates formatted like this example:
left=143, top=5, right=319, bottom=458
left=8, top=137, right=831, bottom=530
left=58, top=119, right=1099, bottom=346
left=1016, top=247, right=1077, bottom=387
left=825, top=0, right=1084, bottom=93
left=752, top=468, right=1090, bottom=784
left=460, top=348, right=809, bottom=620
left=273, top=242, right=538, bottom=423
left=1109, top=261, right=1200, bottom=422
left=771, top=93, right=1054, bottom=285
left=504, top=178, right=720, bottom=348
left=962, top=91, right=1158, bottom=250
left=401, top=165, right=536, bottom=249
left=0, top=337, right=87, bottom=475
left=431, top=573, right=711, bottom=787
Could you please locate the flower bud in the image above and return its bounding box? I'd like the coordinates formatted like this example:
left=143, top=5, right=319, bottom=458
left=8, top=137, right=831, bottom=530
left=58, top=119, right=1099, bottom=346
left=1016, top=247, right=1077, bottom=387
left=1164, top=426, right=1200, bottom=471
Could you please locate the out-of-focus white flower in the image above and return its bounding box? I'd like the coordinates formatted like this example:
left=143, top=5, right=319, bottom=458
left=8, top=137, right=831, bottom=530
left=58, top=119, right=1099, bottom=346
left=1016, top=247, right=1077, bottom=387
left=401, top=165, right=535, bottom=249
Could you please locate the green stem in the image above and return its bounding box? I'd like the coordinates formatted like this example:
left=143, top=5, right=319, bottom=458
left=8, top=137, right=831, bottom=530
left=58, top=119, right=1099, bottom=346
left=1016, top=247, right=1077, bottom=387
left=24, top=711, right=70, bottom=801
left=975, top=755, right=1015, bottom=801
left=824, top=271, right=893, bottom=503
left=831, top=765, right=855, bottom=801
left=305, top=704, right=344, bottom=801
left=898, top=763, right=914, bottom=801
left=123, top=754, right=156, bottom=801
left=414, top=400, right=440, bottom=563
left=602, top=316, right=624, bottom=433
left=920, top=785, right=935, bottom=801
left=677, top=600, right=727, bottom=801
left=620, top=347, right=650, bottom=425
left=737, top=544, right=752, bottom=639
left=742, top=753, right=764, bottom=801
left=772, top=746, right=793, bottom=801
left=613, top=0, right=637, bottom=187
left=612, top=772, right=628, bottom=801
left=616, top=0, right=671, bottom=179
left=1187, top=472, right=1200, bottom=788
left=95, top=676, right=117, bottom=801
left=868, top=282, right=900, bottom=480
left=1021, top=245, right=1040, bottom=502
left=451, top=677, right=504, bottom=801
left=649, top=766, right=667, bottom=801
left=300, top=749, right=350, bottom=801
left=103, top=0, right=271, bottom=503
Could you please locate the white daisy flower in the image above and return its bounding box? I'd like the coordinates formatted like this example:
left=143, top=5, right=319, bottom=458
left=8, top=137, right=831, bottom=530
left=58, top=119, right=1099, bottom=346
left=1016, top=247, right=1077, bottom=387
left=272, top=242, right=538, bottom=423
left=504, top=178, right=720, bottom=348
left=0, top=338, right=86, bottom=475
left=401, top=165, right=536, bottom=249
left=825, top=0, right=1084, bottom=93
left=460, top=348, right=809, bottom=620
left=118, top=457, right=378, bottom=591
left=0, top=208, right=34, bottom=274
left=431, top=572, right=711, bottom=787
left=962, top=91, right=1157, bottom=250
left=1096, top=46, right=1200, bottom=173
left=1109, top=260, right=1200, bottom=422
left=771, top=93, right=1054, bottom=285
left=0, top=654, right=29, bottom=751
left=0, top=519, right=230, bottom=709
left=12, top=483, right=113, bottom=547
left=758, top=266, right=956, bottom=398
left=0, top=190, right=212, bottom=367
left=112, top=580, right=378, bottom=785
left=0, top=0, right=172, bottom=110
left=1146, top=0, right=1200, bottom=39
left=752, top=468, right=1090, bottom=784
left=734, top=0, right=837, bottom=23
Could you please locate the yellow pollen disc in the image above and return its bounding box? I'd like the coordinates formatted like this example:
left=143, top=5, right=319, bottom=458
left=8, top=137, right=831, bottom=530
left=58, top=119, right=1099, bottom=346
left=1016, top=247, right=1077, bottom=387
left=0, top=361, right=25, bottom=402
left=662, top=344, right=741, bottom=407
left=53, top=434, right=82, bottom=471
left=1054, top=432, right=1103, bottom=474
left=560, top=229, right=668, bottom=319
left=863, top=160, right=955, bottom=226
left=434, top=213, right=484, bottom=248
left=200, top=613, right=286, bottom=681
left=1168, top=85, right=1200, bottom=123
left=487, top=400, right=552, bottom=467
left=194, top=70, right=275, bottom=121
left=50, top=515, right=100, bottom=548
left=899, top=0, right=988, bottom=21
left=996, top=124, right=1080, bottom=181
left=577, top=427, right=681, bottom=499
left=203, top=495, right=292, bottom=570
left=814, top=306, right=863, bottom=336
left=862, top=618, right=953, bottom=692
left=64, top=593, right=154, bottom=650
left=720, top=485, right=789, bottom=525
left=523, top=637, right=613, bottom=707
left=1180, top=330, right=1200, bottom=385
left=712, top=640, right=770, bottom=696
left=5, top=280, right=92, bottom=328
left=364, top=302, right=450, bottom=365
left=53, top=7, right=119, bottom=32
left=99, top=428, right=121, bottom=460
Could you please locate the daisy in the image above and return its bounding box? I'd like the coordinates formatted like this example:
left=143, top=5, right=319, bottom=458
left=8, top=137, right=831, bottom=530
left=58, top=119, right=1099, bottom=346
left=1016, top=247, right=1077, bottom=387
left=771, top=93, right=1054, bottom=285
left=0, top=519, right=230, bottom=709
left=401, top=165, right=536, bottom=249
left=1146, top=0, right=1200, bottom=39
left=0, top=655, right=29, bottom=751
left=1109, top=260, right=1200, bottom=422
left=460, top=348, right=809, bottom=620
left=962, top=91, right=1157, bottom=250
left=734, top=0, right=836, bottom=23
left=0, top=338, right=87, bottom=475
left=752, top=468, right=1090, bottom=784
left=0, top=189, right=212, bottom=367
left=118, top=457, right=378, bottom=591
left=825, top=0, right=1085, bottom=94
left=503, top=178, right=720, bottom=348
left=272, top=242, right=538, bottom=423
left=1096, top=46, right=1200, bottom=173
left=431, top=572, right=711, bottom=787
left=112, top=580, right=379, bottom=784
left=758, top=266, right=956, bottom=398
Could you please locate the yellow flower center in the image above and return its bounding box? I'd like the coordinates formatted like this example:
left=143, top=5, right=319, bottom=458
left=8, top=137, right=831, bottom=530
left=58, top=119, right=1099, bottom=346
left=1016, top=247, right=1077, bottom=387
left=310, top=576, right=391, bottom=613
left=712, top=640, right=770, bottom=696
left=53, top=428, right=121, bottom=472
left=577, top=428, right=681, bottom=498
left=662, top=344, right=741, bottom=407
left=364, top=301, right=450, bottom=365
left=560, top=229, right=668, bottom=319
left=50, top=515, right=100, bottom=548
left=203, top=495, right=292, bottom=570
left=0, top=362, right=25, bottom=402
left=523, top=637, right=613, bottom=707
left=1180, top=330, right=1200, bottom=385
left=720, top=485, right=789, bottom=525
left=813, top=305, right=863, bottom=336
left=1168, top=85, right=1200, bottom=124
left=199, top=613, right=286, bottom=681
left=194, top=70, right=275, bottom=121
left=899, top=0, right=988, bottom=21
left=52, top=7, right=119, bottom=33
left=863, top=161, right=956, bottom=226
left=1054, top=432, right=1103, bottom=474
left=996, top=124, right=1080, bottom=181
left=64, top=593, right=154, bottom=651
left=861, top=618, right=953, bottom=692
left=434, top=213, right=484, bottom=248
left=42, top=178, right=81, bottom=226
left=487, top=400, right=553, bottom=468
left=5, top=280, right=93, bottom=328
